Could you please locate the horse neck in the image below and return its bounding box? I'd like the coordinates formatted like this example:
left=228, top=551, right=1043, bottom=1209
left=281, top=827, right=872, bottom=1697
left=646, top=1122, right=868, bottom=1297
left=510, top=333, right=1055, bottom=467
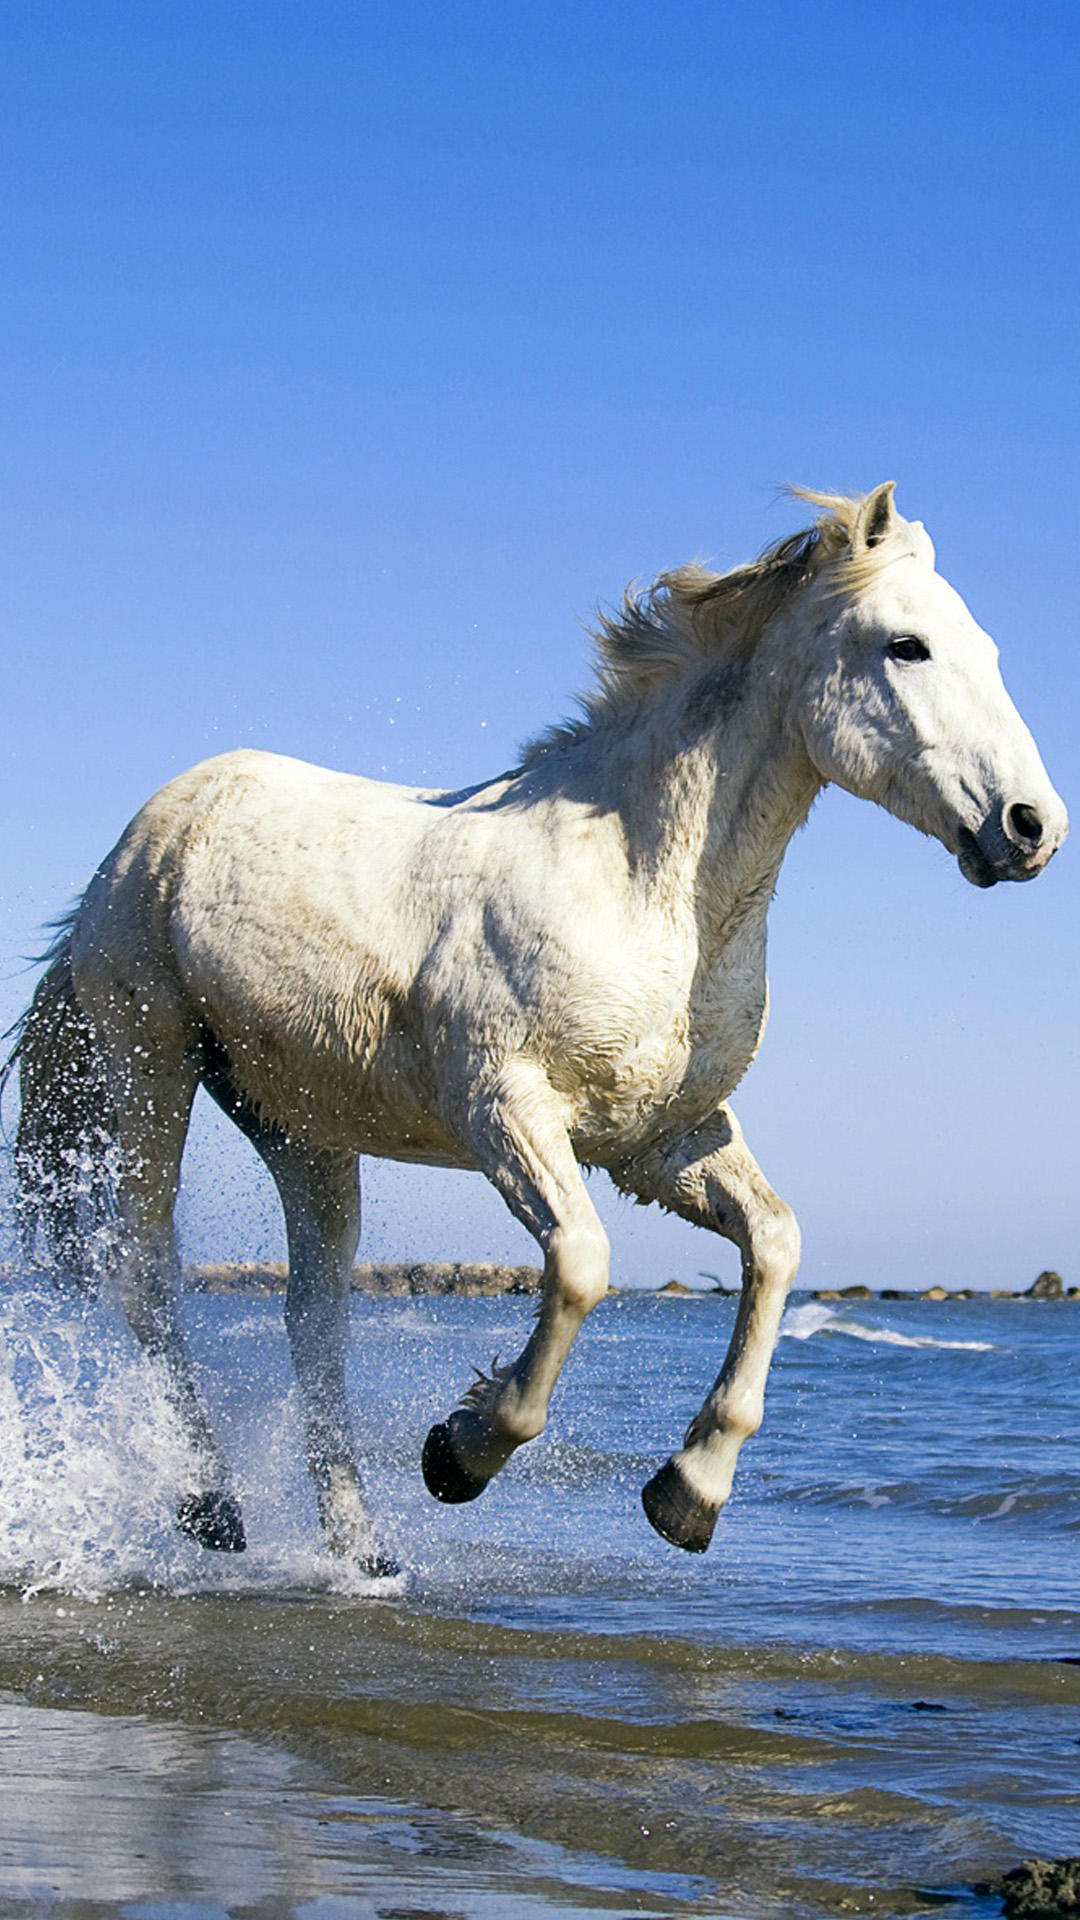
left=597, top=642, right=821, bottom=953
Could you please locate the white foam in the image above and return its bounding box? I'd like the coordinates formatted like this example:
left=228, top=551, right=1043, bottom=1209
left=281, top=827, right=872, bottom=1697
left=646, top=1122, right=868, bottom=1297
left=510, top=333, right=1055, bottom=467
left=780, top=1300, right=992, bottom=1352
left=779, top=1302, right=837, bottom=1341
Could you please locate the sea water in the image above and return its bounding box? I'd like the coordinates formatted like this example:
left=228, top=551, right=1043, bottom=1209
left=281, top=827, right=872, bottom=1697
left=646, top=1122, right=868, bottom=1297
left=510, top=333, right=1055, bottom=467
left=0, top=1279, right=1076, bottom=1918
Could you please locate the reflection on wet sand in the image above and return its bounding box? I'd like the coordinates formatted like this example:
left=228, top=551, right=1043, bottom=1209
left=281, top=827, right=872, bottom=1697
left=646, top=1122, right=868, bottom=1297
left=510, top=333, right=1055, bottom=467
left=0, top=1695, right=683, bottom=1919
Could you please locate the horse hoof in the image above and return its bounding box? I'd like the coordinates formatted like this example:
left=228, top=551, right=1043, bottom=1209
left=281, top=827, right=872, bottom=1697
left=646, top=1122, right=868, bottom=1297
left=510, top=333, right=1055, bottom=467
left=421, top=1422, right=489, bottom=1504
left=177, top=1491, right=247, bottom=1553
left=641, top=1461, right=719, bottom=1553
left=360, top=1550, right=402, bottom=1580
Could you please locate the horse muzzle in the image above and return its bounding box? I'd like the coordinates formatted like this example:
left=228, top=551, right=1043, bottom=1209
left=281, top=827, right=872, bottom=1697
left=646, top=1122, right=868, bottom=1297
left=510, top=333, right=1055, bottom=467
left=957, top=798, right=1068, bottom=888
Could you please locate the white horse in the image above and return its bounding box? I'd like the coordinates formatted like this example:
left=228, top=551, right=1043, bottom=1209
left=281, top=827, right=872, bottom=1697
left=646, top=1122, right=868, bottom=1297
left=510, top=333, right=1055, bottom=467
left=6, top=485, right=1067, bottom=1573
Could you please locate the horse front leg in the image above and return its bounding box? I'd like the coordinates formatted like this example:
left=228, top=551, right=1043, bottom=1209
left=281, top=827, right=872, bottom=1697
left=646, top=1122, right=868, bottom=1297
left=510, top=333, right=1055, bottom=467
left=617, top=1105, right=801, bottom=1553
left=422, top=1060, right=610, bottom=1504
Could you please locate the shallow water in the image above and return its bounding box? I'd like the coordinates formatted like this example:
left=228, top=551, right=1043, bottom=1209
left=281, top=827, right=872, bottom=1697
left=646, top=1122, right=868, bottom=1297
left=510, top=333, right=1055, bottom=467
left=0, top=1281, right=1077, bottom=1917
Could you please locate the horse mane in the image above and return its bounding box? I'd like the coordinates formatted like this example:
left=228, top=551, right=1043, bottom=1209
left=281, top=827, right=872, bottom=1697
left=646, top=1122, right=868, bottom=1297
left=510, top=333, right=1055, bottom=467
left=522, top=488, right=918, bottom=762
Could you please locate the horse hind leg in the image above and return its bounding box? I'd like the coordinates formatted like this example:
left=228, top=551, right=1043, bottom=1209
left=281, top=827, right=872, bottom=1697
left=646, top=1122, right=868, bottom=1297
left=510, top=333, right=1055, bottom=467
left=212, top=1091, right=397, bottom=1577
left=118, top=1211, right=247, bottom=1554
left=422, top=1060, right=609, bottom=1505
left=92, top=1013, right=246, bottom=1553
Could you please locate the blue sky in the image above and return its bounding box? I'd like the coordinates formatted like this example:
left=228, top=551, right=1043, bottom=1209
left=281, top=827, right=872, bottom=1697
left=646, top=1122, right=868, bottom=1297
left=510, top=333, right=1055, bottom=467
left=1, top=2, right=1077, bottom=1288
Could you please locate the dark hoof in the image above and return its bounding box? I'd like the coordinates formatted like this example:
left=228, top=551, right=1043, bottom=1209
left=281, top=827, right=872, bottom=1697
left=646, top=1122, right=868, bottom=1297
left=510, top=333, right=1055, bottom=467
left=421, top=1422, right=489, bottom=1504
left=177, top=1491, right=247, bottom=1553
left=360, top=1550, right=402, bottom=1580
left=641, top=1461, right=719, bottom=1554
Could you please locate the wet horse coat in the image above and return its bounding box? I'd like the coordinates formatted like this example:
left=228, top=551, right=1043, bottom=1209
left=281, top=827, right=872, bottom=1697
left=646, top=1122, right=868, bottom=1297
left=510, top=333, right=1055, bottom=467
left=7, top=486, right=1067, bottom=1569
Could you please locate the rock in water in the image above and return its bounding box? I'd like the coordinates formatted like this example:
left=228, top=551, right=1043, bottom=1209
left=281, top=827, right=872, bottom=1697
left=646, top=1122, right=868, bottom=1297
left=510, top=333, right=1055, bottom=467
left=981, top=1856, right=1080, bottom=1917
left=1026, top=1270, right=1064, bottom=1299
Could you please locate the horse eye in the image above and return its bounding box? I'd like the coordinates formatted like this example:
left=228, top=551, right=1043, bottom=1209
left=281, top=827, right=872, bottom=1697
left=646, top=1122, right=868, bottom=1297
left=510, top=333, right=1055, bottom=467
left=887, top=636, right=931, bottom=663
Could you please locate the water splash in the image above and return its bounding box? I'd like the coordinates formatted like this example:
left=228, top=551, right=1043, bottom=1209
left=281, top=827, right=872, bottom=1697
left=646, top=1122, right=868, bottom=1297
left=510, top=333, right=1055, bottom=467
left=0, top=1281, right=406, bottom=1601
left=0, top=1284, right=199, bottom=1596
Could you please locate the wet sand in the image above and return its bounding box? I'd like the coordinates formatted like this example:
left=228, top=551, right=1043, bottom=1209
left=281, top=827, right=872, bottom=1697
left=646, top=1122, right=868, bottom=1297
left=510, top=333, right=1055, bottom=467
left=3, top=1587, right=1065, bottom=1919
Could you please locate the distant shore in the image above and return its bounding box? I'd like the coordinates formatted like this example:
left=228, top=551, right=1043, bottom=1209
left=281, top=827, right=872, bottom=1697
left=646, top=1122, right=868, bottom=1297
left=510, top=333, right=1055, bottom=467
left=179, top=1263, right=1075, bottom=1301
left=808, top=1271, right=1076, bottom=1302
left=655, top=1270, right=1075, bottom=1301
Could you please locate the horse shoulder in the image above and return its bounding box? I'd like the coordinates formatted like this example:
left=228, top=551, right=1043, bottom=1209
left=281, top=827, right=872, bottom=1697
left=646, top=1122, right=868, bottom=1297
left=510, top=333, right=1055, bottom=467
left=417, top=798, right=685, bottom=1019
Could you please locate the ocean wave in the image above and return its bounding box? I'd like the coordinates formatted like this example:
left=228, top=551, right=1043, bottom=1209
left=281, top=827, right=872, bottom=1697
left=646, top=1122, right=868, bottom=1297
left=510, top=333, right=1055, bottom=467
left=760, top=1471, right=1080, bottom=1523
left=779, top=1300, right=993, bottom=1350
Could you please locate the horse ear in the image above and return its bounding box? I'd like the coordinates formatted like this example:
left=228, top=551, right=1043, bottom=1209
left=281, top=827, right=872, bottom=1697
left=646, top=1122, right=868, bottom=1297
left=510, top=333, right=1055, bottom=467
left=854, top=481, right=898, bottom=550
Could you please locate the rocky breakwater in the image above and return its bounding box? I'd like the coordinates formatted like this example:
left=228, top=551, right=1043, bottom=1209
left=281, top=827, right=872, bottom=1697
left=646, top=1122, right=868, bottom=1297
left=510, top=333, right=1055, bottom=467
left=186, top=1261, right=542, bottom=1297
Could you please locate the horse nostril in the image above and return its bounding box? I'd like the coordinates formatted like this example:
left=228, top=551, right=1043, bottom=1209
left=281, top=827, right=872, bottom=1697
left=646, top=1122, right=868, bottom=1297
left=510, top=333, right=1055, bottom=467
left=1006, top=802, right=1044, bottom=849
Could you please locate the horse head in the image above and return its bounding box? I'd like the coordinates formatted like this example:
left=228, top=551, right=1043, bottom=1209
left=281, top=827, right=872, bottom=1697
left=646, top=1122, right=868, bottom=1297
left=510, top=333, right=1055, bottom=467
left=795, top=483, right=1068, bottom=886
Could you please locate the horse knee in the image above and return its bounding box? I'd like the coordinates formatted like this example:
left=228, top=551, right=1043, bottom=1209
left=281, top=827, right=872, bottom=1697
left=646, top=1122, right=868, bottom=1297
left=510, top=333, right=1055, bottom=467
left=548, top=1220, right=610, bottom=1316
left=751, top=1199, right=800, bottom=1290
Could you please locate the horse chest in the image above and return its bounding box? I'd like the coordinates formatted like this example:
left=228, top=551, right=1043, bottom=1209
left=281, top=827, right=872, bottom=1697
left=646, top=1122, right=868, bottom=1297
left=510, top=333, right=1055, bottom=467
left=685, top=964, right=769, bottom=1105
left=569, top=933, right=769, bottom=1151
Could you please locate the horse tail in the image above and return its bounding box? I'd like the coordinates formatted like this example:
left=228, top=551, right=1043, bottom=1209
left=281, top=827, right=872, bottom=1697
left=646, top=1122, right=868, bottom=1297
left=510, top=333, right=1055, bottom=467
left=1, top=909, right=115, bottom=1283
